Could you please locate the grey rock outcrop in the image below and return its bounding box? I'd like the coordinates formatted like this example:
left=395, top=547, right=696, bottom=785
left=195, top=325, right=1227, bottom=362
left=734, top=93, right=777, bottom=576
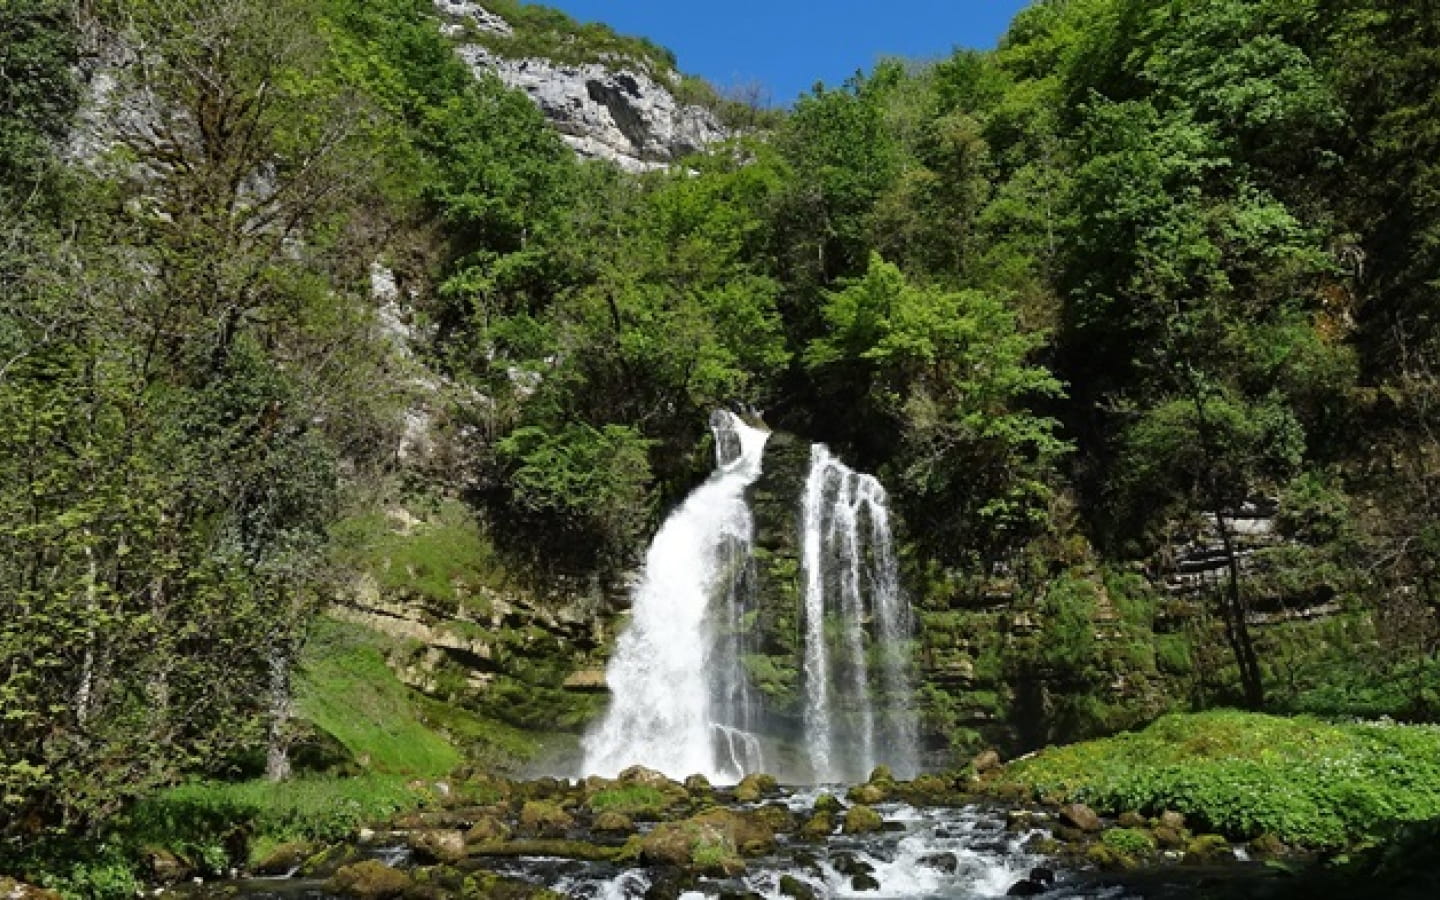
left=436, top=3, right=730, bottom=171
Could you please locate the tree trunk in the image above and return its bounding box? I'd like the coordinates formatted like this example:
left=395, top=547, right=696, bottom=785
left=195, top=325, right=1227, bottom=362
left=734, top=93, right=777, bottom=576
left=1214, top=508, right=1265, bottom=709
left=265, top=638, right=293, bottom=782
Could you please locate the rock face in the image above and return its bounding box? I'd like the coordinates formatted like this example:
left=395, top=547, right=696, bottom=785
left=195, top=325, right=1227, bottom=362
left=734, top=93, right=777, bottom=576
left=437, top=4, right=730, bottom=171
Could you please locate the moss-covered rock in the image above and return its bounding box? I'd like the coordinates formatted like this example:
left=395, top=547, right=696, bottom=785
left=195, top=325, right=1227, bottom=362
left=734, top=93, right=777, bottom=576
left=328, top=860, right=413, bottom=899
left=142, top=847, right=193, bottom=884
left=409, top=829, right=467, bottom=864
left=842, top=805, right=884, bottom=835
left=300, top=843, right=368, bottom=878
left=251, top=841, right=315, bottom=876
left=638, top=807, right=773, bottom=872
left=846, top=783, right=887, bottom=804
left=778, top=873, right=818, bottom=900
left=518, top=800, right=574, bottom=837
left=813, top=792, right=845, bottom=814
left=593, top=810, right=635, bottom=834
left=800, top=811, right=835, bottom=839
left=467, top=839, right=626, bottom=861
left=1183, top=834, right=1234, bottom=864
left=1085, top=843, right=1137, bottom=871
left=465, top=815, right=511, bottom=844
left=753, top=802, right=797, bottom=834
left=1059, top=803, right=1102, bottom=832
left=684, top=774, right=713, bottom=795
left=734, top=773, right=778, bottom=802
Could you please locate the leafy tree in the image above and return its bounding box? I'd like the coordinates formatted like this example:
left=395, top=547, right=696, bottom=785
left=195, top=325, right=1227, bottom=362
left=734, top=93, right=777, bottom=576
left=806, top=253, right=1068, bottom=561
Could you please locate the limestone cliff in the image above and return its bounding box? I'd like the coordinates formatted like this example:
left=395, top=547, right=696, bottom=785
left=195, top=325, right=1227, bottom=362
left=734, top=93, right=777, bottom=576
left=434, top=1, right=731, bottom=171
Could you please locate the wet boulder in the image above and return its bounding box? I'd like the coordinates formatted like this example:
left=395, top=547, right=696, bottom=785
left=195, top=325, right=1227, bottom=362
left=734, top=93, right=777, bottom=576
left=800, top=811, right=835, bottom=839
left=518, top=800, right=575, bottom=837
left=251, top=841, right=314, bottom=876
left=1183, top=834, right=1234, bottom=865
left=593, top=811, right=636, bottom=834
left=734, top=773, right=778, bottom=802
left=684, top=774, right=713, bottom=795
left=1059, top=803, right=1102, bottom=832
left=778, top=873, right=819, bottom=900
left=846, top=782, right=887, bottom=805
left=918, top=852, right=959, bottom=873
left=327, top=860, right=413, bottom=899
left=465, top=814, right=511, bottom=844
left=841, top=804, right=884, bottom=835
left=813, top=792, right=845, bottom=814
left=409, top=829, right=466, bottom=865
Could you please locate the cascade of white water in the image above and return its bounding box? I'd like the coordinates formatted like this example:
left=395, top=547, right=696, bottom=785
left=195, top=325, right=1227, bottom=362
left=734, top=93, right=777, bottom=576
left=799, top=444, right=919, bottom=783
left=581, top=411, right=769, bottom=781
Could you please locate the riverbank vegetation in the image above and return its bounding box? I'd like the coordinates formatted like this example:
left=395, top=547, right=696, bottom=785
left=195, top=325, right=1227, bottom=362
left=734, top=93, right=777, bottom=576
left=987, top=710, right=1440, bottom=849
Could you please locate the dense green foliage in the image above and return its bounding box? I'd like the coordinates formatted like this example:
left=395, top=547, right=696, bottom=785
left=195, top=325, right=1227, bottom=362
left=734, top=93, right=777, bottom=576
left=993, top=710, right=1440, bottom=848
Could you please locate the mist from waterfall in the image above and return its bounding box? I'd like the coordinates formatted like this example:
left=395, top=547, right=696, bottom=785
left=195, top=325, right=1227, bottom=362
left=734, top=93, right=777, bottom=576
left=580, top=411, right=768, bottom=782
left=800, top=444, right=919, bottom=783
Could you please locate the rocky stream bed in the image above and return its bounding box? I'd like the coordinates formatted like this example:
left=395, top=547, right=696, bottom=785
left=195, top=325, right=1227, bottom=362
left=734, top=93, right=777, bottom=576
left=140, top=765, right=1311, bottom=900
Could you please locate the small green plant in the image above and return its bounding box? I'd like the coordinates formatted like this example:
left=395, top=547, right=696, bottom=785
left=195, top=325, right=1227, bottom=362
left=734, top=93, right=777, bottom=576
left=587, top=785, right=669, bottom=816
left=1102, top=827, right=1156, bottom=855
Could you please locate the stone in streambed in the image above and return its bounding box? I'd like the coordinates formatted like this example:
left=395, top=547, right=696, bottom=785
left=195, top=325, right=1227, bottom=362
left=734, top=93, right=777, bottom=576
left=753, top=802, right=797, bottom=834
left=299, top=843, right=368, bottom=878
left=684, top=774, right=713, bottom=795
left=1118, top=811, right=1147, bottom=828
left=733, top=773, right=778, bottom=802
left=800, top=811, right=835, bottom=839
left=1183, top=834, right=1234, bottom=864
left=465, top=814, right=510, bottom=843
left=918, top=852, right=959, bottom=873
left=851, top=872, right=881, bottom=891
left=142, top=847, right=193, bottom=883
left=828, top=852, right=874, bottom=879
left=1060, top=803, right=1102, bottom=832
left=328, top=860, right=413, bottom=899
left=409, top=829, right=466, bottom=864
left=846, top=782, right=887, bottom=805
left=778, top=873, right=818, bottom=900
left=842, top=804, right=884, bottom=835
left=519, top=800, right=574, bottom=837
left=0, top=879, right=60, bottom=900
left=813, top=792, right=845, bottom=814
left=1152, top=825, right=1184, bottom=848
left=594, top=811, right=635, bottom=834
left=252, top=840, right=315, bottom=876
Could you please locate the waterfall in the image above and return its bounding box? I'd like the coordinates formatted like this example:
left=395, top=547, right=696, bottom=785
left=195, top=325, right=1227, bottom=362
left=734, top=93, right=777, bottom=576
left=800, top=444, right=918, bottom=783
left=581, top=411, right=769, bottom=782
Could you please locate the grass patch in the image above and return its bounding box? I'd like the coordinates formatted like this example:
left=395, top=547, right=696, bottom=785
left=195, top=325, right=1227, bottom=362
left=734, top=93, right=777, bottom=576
left=586, top=785, right=669, bottom=817
left=992, top=710, right=1440, bottom=848
left=127, top=774, right=430, bottom=852
left=296, top=621, right=461, bottom=777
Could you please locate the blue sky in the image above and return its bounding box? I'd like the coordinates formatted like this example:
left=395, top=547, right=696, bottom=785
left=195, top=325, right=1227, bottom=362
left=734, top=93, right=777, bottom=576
left=524, top=1, right=1034, bottom=106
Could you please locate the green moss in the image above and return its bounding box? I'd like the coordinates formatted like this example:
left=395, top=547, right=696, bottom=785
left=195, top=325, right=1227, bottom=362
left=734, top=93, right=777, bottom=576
left=586, top=785, right=669, bottom=817
left=295, top=620, right=460, bottom=776
left=331, top=501, right=506, bottom=613
left=1102, top=827, right=1156, bottom=856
